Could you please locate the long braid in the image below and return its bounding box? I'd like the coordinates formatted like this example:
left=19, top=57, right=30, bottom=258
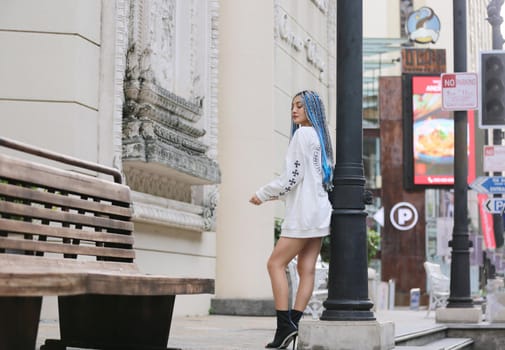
left=291, top=91, right=334, bottom=191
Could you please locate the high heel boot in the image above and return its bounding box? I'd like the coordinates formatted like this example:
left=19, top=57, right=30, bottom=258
left=290, top=309, right=303, bottom=328
left=288, top=309, right=303, bottom=348
left=265, top=310, right=298, bottom=349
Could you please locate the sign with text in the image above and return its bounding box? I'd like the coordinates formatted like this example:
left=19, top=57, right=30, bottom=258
left=484, top=145, right=505, bottom=173
left=470, top=176, right=505, bottom=194
left=403, top=75, right=477, bottom=188
left=411, top=76, right=453, bottom=185
left=484, top=198, right=505, bottom=214
left=401, top=48, right=446, bottom=73
left=441, top=73, right=478, bottom=111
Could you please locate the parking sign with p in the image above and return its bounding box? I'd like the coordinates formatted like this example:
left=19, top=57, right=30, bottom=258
left=390, top=202, right=419, bottom=231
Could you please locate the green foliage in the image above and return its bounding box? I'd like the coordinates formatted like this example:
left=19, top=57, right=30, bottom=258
left=366, top=229, right=380, bottom=263
left=274, top=218, right=283, bottom=241
left=320, top=235, right=331, bottom=262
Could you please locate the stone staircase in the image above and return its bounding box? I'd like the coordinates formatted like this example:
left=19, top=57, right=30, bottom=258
left=394, top=325, right=474, bottom=350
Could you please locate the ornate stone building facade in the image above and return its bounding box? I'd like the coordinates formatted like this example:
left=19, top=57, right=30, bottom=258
left=119, top=0, right=221, bottom=316
left=122, top=0, right=220, bottom=232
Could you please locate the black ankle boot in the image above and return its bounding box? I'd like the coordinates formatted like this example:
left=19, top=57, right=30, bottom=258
left=265, top=310, right=298, bottom=349
left=290, top=309, right=303, bottom=329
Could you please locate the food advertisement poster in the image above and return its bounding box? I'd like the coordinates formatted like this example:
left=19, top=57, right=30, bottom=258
left=411, top=76, right=475, bottom=186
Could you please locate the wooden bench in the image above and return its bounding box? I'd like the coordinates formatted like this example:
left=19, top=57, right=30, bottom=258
left=0, top=137, right=214, bottom=350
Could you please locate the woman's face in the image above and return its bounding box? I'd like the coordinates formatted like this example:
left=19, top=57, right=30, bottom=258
left=292, top=95, right=311, bottom=126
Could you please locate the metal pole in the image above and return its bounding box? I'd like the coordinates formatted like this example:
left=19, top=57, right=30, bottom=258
left=321, top=0, right=374, bottom=321
left=447, top=0, right=473, bottom=308
left=487, top=0, right=505, bottom=50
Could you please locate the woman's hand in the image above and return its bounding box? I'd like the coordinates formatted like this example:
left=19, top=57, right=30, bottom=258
left=249, top=194, right=263, bottom=205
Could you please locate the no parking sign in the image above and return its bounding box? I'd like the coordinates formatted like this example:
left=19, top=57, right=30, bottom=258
left=390, top=202, right=418, bottom=231
left=441, top=72, right=478, bottom=111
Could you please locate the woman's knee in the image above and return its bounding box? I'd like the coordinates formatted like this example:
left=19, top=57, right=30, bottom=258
left=297, top=262, right=315, bottom=279
left=267, top=256, right=284, bottom=274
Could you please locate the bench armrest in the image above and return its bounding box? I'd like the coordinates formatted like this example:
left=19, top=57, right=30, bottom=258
left=0, top=137, right=123, bottom=184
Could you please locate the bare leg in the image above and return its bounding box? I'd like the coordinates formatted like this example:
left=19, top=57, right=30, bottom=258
left=293, top=237, right=322, bottom=311
left=267, top=237, right=307, bottom=310
left=265, top=236, right=322, bottom=349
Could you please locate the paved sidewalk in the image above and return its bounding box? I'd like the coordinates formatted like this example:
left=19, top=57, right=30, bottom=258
left=36, top=308, right=438, bottom=350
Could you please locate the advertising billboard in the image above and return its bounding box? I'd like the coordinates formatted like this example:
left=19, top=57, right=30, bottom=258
left=403, top=74, right=475, bottom=189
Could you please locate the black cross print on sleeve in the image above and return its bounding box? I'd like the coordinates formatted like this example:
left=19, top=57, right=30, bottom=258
left=279, top=159, right=301, bottom=196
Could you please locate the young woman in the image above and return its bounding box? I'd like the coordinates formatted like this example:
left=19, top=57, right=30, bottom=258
left=249, top=90, right=333, bottom=349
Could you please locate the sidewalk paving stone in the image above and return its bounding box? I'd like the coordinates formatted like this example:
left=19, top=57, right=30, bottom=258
left=36, top=308, right=442, bottom=349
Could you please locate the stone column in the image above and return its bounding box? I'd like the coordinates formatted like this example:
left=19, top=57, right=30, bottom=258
left=212, top=0, right=276, bottom=315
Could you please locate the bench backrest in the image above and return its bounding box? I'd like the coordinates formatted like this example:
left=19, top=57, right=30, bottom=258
left=0, top=138, right=135, bottom=263
left=423, top=261, right=450, bottom=293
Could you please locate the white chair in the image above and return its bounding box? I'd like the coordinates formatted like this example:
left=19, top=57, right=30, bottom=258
left=423, top=261, right=450, bottom=317
left=287, top=255, right=328, bottom=319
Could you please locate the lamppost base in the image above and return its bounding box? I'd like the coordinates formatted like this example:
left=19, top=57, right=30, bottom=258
left=297, top=319, right=394, bottom=350
left=320, top=309, right=375, bottom=321
left=435, top=307, right=483, bottom=323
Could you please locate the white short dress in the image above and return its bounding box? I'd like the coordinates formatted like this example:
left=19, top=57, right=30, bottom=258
left=255, top=126, right=332, bottom=238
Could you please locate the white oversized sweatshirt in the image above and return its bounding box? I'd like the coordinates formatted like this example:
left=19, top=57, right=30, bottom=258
left=256, top=126, right=332, bottom=238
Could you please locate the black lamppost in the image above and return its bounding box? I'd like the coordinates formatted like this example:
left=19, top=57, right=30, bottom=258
left=447, top=0, right=473, bottom=309
left=321, top=0, right=374, bottom=321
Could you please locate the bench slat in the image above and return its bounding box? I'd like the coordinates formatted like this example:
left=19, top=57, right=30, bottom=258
left=0, top=254, right=214, bottom=296
left=0, top=237, right=135, bottom=259
left=0, top=182, right=132, bottom=218
left=86, top=274, right=215, bottom=296
left=0, top=273, right=215, bottom=296
left=0, top=218, right=134, bottom=245
left=0, top=153, right=131, bottom=204
left=0, top=273, right=88, bottom=296
left=0, top=201, right=133, bottom=232
left=0, top=254, right=140, bottom=273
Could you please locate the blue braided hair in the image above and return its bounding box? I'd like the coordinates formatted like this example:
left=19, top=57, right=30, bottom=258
left=291, top=90, right=334, bottom=191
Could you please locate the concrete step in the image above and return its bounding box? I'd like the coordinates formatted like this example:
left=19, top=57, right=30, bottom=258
left=395, top=337, right=474, bottom=350
left=395, top=325, right=448, bottom=346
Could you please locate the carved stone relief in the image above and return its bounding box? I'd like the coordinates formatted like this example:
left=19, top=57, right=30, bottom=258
left=125, top=165, right=192, bottom=202
left=149, top=0, right=175, bottom=90
left=122, top=0, right=220, bottom=230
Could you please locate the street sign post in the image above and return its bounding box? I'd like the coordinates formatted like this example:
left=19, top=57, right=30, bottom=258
left=484, top=198, right=505, bottom=214
left=470, top=176, right=505, bottom=194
